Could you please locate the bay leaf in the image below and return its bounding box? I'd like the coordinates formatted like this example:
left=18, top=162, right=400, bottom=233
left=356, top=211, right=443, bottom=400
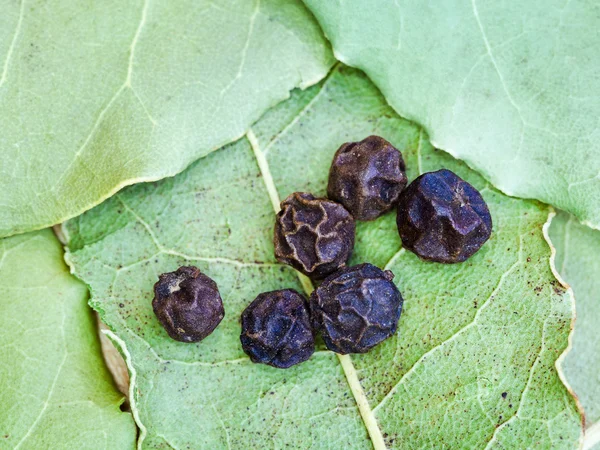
left=0, top=229, right=136, bottom=448
left=0, top=0, right=333, bottom=238
left=64, top=66, right=581, bottom=448
left=303, top=0, right=600, bottom=229
left=551, top=212, right=600, bottom=449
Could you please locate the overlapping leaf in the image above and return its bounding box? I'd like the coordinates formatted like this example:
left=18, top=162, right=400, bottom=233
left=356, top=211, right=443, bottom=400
left=0, top=229, right=135, bottom=449
left=64, top=66, right=581, bottom=448
left=0, top=0, right=333, bottom=238
left=303, top=0, right=600, bottom=229
left=551, top=212, right=600, bottom=447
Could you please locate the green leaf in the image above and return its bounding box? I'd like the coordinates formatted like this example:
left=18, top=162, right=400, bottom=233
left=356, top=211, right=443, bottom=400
left=64, top=66, right=581, bottom=448
left=0, top=0, right=333, bottom=238
left=550, top=212, right=600, bottom=446
left=0, top=229, right=135, bottom=448
left=303, top=0, right=600, bottom=229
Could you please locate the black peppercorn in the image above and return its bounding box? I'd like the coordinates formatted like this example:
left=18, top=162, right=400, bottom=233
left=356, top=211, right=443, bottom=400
left=274, top=192, right=355, bottom=280
left=310, top=263, right=403, bottom=354
left=396, top=169, right=492, bottom=263
left=152, top=266, right=224, bottom=343
left=240, top=289, right=315, bottom=368
left=328, top=135, right=408, bottom=221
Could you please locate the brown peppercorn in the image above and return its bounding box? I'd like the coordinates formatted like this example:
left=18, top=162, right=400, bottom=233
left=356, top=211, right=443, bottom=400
left=310, top=263, right=403, bottom=354
left=152, top=266, right=224, bottom=342
left=328, top=135, right=408, bottom=221
left=396, top=169, right=492, bottom=263
left=274, top=192, right=355, bottom=280
left=240, top=289, right=314, bottom=369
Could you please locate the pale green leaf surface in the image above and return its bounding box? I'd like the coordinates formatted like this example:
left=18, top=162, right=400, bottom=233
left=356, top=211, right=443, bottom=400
left=0, top=0, right=333, bottom=238
left=303, top=0, right=600, bottom=229
left=64, top=66, right=581, bottom=448
left=0, top=229, right=135, bottom=449
left=551, top=212, right=600, bottom=434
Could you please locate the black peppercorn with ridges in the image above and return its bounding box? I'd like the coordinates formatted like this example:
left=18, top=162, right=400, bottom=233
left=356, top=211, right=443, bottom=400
left=310, top=263, right=403, bottom=354
left=152, top=266, right=224, bottom=343
left=240, top=289, right=315, bottom=368
left=328, top=135, right=408, bottom=221
left=274, top=192, right=355, bottom=280
left=396, top=169, right=492, bottom=263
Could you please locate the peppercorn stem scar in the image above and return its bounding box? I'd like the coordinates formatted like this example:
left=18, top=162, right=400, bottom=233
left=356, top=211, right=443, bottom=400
left=246, top=128, right=387, bottom=450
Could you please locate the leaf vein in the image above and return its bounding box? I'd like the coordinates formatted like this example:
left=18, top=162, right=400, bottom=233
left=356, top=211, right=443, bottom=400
left=126, top=0, right=150, bottom=87
left=246, top=127, right=387, bottom=450
left=262, top=65, right=338, bottom=157
left=220, top=0, right=260, bottom=97
left=373, top=240, right=524, bottom=413
left=14, top=310, right=68, bottom=449
left=0, top=0, right=25, bottom=89
left=52, top=0, right=152, bottom=191
left=484, top=314, right=548, bottom=449
left=114, top=195, right=276, bottom=268
left=471, top=0, right=523, bottom=122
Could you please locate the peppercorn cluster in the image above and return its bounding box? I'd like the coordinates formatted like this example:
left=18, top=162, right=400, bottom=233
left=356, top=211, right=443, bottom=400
left=151, top=135, right=492, bottom=370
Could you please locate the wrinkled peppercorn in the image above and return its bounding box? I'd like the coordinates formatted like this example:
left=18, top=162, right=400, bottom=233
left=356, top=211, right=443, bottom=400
left=328, top=135, right=408, bottom=221
left=274, top=192, right=355, bottom=279
left=152, top=266, right=224, bottom=343
left=240, top=289, right=315, bottom=368
left=310, top=263, right=403, bottom=354
left=396, top=169, right=492, bottom=263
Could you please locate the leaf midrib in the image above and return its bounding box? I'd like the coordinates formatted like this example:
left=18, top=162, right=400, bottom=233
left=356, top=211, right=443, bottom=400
left=246, top=128, right=387, bottom=450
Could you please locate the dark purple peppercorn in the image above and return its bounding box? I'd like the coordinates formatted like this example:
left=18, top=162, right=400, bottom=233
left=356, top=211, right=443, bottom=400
left=240, top=289, right=315, bottom=369
left=152, top=266, right=224, bottom=343
left=310, top=263, right=403, bottom=354
left=274, top=192, right=355, bottom=280
left=396, top=169, right=492, bottom=263
left=328, top=135, right=408, bottom=221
